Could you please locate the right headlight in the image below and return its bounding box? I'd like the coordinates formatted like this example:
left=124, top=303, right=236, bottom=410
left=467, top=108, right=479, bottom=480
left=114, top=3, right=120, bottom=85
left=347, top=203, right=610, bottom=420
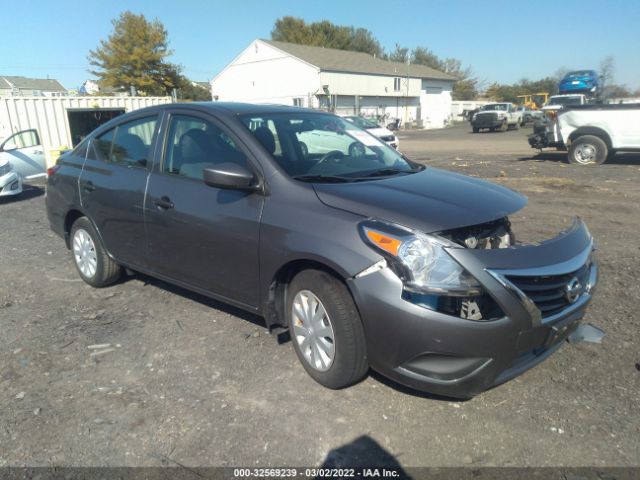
left=361, top=221, right=482, bottom=296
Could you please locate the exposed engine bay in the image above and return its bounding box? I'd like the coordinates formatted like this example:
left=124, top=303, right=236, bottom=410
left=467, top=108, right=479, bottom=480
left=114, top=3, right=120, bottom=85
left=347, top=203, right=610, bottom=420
left=441, top=217, right=515, bottom=250
left=422, top=217, right=516, bottom=321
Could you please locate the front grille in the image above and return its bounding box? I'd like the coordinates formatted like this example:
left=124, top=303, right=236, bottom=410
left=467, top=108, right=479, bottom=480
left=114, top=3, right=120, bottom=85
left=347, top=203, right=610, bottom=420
left=506, top=263, right=591, bottom=318
left=474, top=113, right=498, bottom=125
left=0, top=163, right=11, bottom=176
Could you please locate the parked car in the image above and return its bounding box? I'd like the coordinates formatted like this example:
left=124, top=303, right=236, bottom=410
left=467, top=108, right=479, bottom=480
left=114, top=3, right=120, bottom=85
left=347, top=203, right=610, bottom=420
left=342, top=116, right=399, bottom=149
left=471, top=103, right=523, bottom=132
left=558, top=70, right=599, bottom=96
left=529, top=103, right=640, bottom=164
left=0, top=129, right=47, bottom=180
left=516, top=106, right=543, bottom=125
left=46, top=103, right=598, bottom=398
left=0, top=159, right=22, bottom=197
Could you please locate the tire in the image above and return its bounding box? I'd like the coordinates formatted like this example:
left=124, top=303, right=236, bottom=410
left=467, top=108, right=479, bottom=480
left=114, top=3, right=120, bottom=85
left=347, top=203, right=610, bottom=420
left=513, top=121, right=520, bottom=130
left=287, top=269, right=368, bottom=389
left=567, top=135, right=608, bottom=165
left=70, top=217, right=121, bottom=287
left=472, top=127, right=479, bottom=133
left=499, top=120, right=508, bottom=132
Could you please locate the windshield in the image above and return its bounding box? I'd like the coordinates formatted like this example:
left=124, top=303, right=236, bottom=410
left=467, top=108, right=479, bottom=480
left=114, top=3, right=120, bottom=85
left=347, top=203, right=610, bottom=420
left=345, top=116, right=379, bottom=129
left=480, top=104, right=508, bottom=111
left=240, top=112, right=417, bottom=182
left=565, top=71, right=593, bottom=78
left=547, top=96, right=582, bottom=106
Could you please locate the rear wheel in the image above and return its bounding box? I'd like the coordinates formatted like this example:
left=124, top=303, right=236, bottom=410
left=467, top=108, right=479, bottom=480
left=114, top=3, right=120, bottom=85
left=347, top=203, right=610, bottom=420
left=568, top=135, right=608, bottom=165
left=287, top=270, right=368, bottom=389
left=70, top=217, right=121, bottom=287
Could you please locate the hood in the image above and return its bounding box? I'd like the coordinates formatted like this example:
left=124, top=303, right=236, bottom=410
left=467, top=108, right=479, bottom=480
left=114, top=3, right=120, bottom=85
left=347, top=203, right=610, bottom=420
left=367, top=127, right=395, bottom=138
left=313, top=168, right=527, bottom=233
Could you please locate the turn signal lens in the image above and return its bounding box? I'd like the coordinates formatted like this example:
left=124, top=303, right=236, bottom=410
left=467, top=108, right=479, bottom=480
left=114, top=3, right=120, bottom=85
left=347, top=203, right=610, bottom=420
left=365, top=230, right=402, bottom=256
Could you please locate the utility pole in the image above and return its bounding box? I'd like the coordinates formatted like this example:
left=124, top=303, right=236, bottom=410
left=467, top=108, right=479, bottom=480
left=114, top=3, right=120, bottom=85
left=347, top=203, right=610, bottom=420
left=404, top=58, right=410, bottom=129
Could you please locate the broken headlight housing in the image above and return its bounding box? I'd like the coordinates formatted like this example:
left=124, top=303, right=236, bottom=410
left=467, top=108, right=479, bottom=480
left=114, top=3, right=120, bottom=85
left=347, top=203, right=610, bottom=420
left=360, top=220, right=482, bottom=296
left=360, top=220, right=505, bottom=321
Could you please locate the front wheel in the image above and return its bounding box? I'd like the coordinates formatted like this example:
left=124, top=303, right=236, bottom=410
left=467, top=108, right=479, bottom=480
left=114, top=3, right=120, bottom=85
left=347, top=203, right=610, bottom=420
left=70, top=217, right=122, bottom=287
left=568, top=135, right=608, bottom=165
left=287, top=270, right=368, bottom=389
left=472, top=127, right=479, bottom=133
left=499, top=120, right=508, bottom=132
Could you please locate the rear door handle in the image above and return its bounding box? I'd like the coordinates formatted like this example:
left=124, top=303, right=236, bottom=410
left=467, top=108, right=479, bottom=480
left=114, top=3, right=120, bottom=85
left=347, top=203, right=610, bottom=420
left=83, top=181, right=96, bottom=193
left=154, top=196, right=174, bottom=210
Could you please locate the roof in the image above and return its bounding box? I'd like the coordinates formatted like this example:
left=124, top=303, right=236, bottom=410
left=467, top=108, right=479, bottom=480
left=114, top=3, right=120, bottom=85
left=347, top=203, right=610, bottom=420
left=0, top=76, right=66, bottom=92
left=262, top=40, right=456, bottom=82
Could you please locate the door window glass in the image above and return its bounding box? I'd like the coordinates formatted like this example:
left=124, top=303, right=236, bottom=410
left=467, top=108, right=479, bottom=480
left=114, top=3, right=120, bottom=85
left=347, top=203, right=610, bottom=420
left=89, top=116, right=157, bottom=167
left=164, top=115, right=247, bottom=180
left=2, top=130, right=40, bottom=150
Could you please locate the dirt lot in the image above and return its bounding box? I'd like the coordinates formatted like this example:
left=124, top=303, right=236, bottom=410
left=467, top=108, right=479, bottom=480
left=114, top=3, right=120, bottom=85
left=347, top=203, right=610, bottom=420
left=1, top=123, right=639, bottom=469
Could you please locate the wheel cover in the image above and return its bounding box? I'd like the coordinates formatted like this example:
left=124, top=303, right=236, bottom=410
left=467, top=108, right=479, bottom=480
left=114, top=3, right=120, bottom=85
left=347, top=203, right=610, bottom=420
left=574, top=143, right=597, bottom=164
left=291, top=290, right=335, bottom=372
left=72, top=228, right=97, bottom=278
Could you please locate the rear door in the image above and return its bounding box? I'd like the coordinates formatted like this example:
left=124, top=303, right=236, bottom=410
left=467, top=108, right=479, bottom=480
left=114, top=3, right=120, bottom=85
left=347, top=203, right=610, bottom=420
left=144, top=110, right=264, bottom=307
left=0, top=129, right=46, bottom=178
left=79, top=114, right=159, bottom=267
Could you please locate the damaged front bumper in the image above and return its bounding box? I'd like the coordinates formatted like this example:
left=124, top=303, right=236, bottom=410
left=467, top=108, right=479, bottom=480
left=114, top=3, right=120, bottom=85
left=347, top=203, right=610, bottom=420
left=0, top=170, right=23, bottom=197
left=347, top=219, right=598, bottom=398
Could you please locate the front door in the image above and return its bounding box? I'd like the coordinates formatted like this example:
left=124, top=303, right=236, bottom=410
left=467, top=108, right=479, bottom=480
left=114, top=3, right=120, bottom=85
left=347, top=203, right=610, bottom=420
left=144, top=112, right=263, bottom=308
left=0, top=129, right=46, bottom=178
left=79, top=114, right=159, bottom=267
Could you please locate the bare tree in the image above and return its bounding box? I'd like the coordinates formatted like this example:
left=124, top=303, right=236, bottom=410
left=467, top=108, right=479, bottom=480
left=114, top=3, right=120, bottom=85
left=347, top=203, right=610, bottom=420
left=599, top=56, right=615, bottom=91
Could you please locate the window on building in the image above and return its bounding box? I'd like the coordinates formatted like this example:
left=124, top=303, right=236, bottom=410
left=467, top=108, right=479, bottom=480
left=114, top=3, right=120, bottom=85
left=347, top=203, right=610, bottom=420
left=393, top=77, right=401, bottom=92
left=293, top=98, right=304, bottom=107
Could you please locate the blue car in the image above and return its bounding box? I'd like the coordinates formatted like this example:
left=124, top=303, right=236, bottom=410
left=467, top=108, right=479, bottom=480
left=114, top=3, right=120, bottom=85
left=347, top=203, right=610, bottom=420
left=559, top=70, right=599, bottom=95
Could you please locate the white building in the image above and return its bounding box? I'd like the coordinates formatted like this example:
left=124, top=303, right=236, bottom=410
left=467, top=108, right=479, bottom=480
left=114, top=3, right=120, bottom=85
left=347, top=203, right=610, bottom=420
left=211, top=39, right=456, bottom=129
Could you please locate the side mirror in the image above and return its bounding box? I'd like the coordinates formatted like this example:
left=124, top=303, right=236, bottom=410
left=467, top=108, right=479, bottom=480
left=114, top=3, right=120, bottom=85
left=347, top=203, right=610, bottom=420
left=203, top=163, right=256, bottom=190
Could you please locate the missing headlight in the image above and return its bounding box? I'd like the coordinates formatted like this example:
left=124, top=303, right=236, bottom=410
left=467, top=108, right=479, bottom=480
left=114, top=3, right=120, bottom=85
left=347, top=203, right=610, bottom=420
left=441, top=217, right=515, bottom=250
left=403, top=291, right=504, bottom=321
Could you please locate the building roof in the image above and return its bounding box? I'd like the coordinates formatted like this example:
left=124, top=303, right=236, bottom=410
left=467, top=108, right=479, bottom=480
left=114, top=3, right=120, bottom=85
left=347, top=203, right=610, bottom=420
left=0, top=76, right=66, bottom=92
left=262, top=40, right=457, bottom=82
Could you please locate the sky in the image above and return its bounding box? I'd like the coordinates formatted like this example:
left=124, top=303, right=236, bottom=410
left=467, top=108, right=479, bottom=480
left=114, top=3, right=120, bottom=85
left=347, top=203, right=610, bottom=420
left=1, top=0, right=639, bottom=91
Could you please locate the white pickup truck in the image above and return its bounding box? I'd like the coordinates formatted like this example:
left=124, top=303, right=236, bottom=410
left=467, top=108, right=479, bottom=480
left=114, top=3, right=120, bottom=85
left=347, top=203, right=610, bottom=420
left=528, top=103, right=640, bottom=164
left=470, top=103, right=523, bottom=132
left=542, top=94, right=588, bottom=111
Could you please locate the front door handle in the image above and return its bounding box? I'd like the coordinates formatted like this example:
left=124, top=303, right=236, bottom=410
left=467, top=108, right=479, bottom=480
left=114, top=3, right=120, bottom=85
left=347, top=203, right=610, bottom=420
left=83, top=181, right=96, bottom=193
left=154, top=196, right=174, bottom=210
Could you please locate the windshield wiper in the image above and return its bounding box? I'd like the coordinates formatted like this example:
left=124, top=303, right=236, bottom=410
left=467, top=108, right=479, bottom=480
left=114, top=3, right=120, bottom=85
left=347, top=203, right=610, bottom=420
left=358, top=167, right=419, bottom=178
left=292, top=174, right=352, bottom=183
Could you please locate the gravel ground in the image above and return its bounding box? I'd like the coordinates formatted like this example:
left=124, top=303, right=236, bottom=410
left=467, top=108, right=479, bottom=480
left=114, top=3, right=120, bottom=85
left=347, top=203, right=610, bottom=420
left=0, top=123, right=638, bottom=468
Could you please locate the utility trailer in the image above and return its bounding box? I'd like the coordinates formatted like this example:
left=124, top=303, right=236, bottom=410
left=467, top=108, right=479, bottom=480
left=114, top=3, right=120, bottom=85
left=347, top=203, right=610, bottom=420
left=0, top=96, right=171, bottom=179
left=528, top=103, right=640, bottom=165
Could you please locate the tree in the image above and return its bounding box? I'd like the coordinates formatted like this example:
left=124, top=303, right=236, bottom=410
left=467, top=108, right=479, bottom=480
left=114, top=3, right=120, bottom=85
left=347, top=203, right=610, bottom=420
left=412, top=46, right=444, bottom=70
left=599, top=56, right=615, bottom=92
left=271, top=16, right=383, bottom=56
left=177, top=80, right=212, bottom=101
left=88, top=11, right=181, bottom=96
left=387, top=44, right=410, bottom=63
